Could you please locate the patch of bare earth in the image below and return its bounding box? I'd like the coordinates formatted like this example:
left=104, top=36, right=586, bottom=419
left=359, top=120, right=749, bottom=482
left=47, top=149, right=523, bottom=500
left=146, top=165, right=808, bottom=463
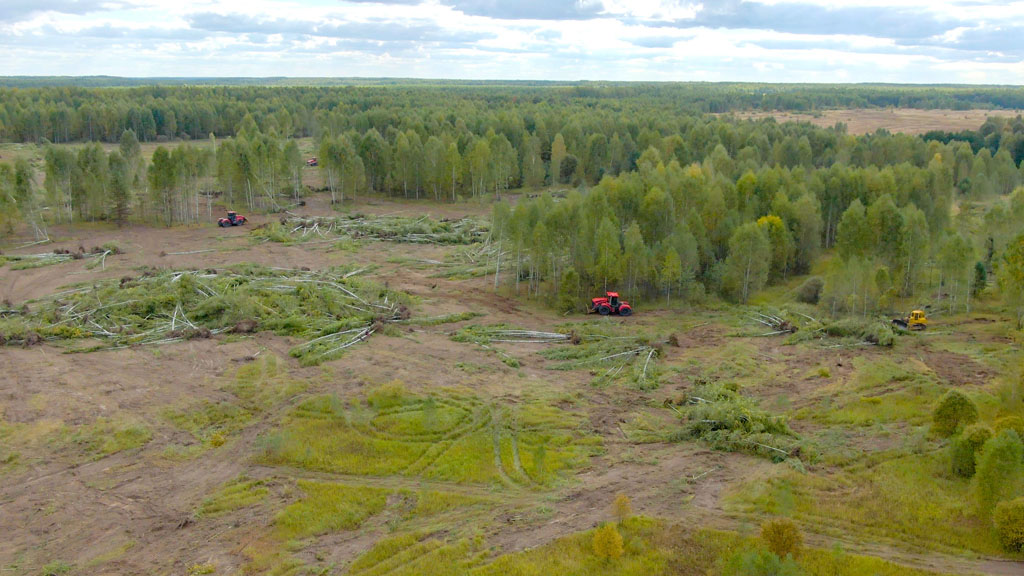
left=725, top=108, right=1024, bottom=135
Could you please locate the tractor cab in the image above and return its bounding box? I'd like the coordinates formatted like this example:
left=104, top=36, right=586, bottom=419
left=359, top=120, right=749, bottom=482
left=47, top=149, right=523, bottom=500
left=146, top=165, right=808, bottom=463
left=227, top=211, right=239, bottom=223
left=608, top=292, right=620, bottom=307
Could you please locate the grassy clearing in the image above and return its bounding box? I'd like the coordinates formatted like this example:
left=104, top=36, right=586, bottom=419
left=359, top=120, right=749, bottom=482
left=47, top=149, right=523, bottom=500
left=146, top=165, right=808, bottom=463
left=275, top=480, right=389, bottom=540
left=199, top=476, right=270, bottom=517
left=405, top=490, right=493, bottom=519
left=0, top=264, right=409, bottom=365
left=258, top=382, right=599, bottom=486
left=165, top=401, right=252, bottom=445
left=346, top=518, right=948, bottom=576
left=228, top=355, right=309, bottom=412
left=798, top=357, right=943, bottom=427
left=57, top=417, right=151, bottom=458
left=725, top=449, right=1008, bottom=555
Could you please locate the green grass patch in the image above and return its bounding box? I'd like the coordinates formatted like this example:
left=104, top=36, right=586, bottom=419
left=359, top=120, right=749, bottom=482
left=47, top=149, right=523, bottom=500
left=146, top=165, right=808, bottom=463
left=801, top=357, right=943, bottom=427
left=228, top=355, right=308, bottom=412
left=199, top=476, right=269, bottom=517
left=725, top=449, right=1008, bottom=555
left=59, top=418, right=151, bottom=458
left=407, top=490, right=492, bottom=519
left=165, top=401, right=252, bottom=444
left=275, top=480, right=388, bottom=540
left=259, top=383, right=598, bottom=486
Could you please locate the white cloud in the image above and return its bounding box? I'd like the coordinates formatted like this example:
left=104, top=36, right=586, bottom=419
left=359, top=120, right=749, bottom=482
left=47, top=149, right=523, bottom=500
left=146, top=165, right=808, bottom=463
left=0, top=0, right=1022, bottom=82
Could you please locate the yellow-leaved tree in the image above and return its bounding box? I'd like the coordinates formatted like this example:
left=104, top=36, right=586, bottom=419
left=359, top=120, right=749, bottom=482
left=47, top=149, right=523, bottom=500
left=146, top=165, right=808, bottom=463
left=592, top=523, right=624, bottom=561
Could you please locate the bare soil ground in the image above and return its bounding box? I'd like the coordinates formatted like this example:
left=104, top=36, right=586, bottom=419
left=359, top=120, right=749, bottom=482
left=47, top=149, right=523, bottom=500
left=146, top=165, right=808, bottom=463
left=1, top=196, right=1022, bottom=575
left=725, top=108, right=1024, bottom=135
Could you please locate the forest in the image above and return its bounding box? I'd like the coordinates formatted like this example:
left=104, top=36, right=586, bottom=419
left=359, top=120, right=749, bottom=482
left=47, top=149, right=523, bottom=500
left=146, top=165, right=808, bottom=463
left=2, top=83, right=1023, bottom=321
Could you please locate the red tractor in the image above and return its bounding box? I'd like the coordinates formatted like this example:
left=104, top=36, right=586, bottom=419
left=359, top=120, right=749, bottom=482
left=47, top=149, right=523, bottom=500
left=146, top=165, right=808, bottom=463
left=590, top=291, right=632, bottom=316
left=306, top=157, right=319, bottom=167
left=218, top=211, right=247, bottom=227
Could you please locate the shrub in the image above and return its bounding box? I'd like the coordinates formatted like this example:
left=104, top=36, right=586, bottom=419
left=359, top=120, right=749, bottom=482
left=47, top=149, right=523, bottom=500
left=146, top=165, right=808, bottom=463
left=722, top=549, right=801, bottom=576
left=760, top=518, right=803, bottom=559
left=612, top=493, right=633, bottom=523
left=796, top=277, right=824, bottom=304
left=974, top=430, right=1024, bottom=518
left=951, top=424, right=993, bottom=478
left=592, top=523, right=624, bottom=560
left=995, top=497, right=1024, bottom=551
left=932, top=390, right=979, bottom=437
left=995, top=415, right=1024, bottom=439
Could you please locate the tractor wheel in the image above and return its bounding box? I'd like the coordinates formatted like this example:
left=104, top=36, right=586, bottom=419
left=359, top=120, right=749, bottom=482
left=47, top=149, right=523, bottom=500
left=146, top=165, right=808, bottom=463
left=619, top=307, right=632, bottom=316
left=218, top=221, right=228, bottom=227
left=598, top=305, right=611, bottom=315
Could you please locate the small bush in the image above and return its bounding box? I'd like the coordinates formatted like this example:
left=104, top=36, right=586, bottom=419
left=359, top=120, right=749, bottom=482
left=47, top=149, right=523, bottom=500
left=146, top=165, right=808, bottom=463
left=760, top=518, right=803, bottom=559
left=995, top=415, right=1024, bottom=439
left=951, top=424, right=992, bottom=478
left=995, top=497, right=1024, bottom=551
left=932, top=390, right=979, bottom=437
left=612, top=493, right=633, bottom=523
left=722, top=549, right=801, bottom=576
left=974, top=430, right=1024, bottom=518
left=796, top=277, right=824, bottom=304
left=592, top=523, right=624, bottom=560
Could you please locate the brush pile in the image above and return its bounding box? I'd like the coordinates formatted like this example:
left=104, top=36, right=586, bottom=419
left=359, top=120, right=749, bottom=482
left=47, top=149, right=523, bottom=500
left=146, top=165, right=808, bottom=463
left=750, top=311, right=798, bottom=336
left=667, top=380, right=799, bottom=461
left=277, top=214, right=489, bottom=245
left=3, top=243, right=122, bottom=270
left=0, top=264, right=408, bottom=364
left=450, top=321, right=667, bottom=388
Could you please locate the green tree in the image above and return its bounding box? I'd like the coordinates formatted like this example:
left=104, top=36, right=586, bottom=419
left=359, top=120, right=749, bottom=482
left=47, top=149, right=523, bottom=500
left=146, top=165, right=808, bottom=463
left=932, top=390, right=979, bottom=437
left=974, top=430, right=1024, bottom=518
left=757, top=215, right=795, bottom=282
left=550, top=133, right=567, bottom=185
left=836, top=199, right=871, bottom=260
left=723, top=222, right=771, bottom=304
left=558, top=267, right=581, bottom=313
left=660, top=245, right=683, bottom=305
left=107, top=151, right=131, bottom=226
left=999, top=233, right=1024, bottom=329
left=522, top=135, right=545, bottom=189
left=594, top=217, right=622, bottom=291
left=592, top=523, right=624, bottom=561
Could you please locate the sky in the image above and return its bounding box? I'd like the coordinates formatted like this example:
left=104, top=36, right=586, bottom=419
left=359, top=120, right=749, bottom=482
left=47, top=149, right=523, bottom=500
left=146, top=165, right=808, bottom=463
left=1, top=0, right=1023, bottom=83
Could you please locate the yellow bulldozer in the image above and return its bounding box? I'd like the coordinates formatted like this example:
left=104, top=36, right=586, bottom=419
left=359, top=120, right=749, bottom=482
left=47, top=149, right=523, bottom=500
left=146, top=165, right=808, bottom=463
left=892, top=310, right=928, bottom=331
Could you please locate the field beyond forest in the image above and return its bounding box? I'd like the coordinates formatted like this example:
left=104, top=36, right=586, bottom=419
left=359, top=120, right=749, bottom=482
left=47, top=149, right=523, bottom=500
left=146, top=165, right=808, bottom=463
left=2, top=84, right=1024, bottom=576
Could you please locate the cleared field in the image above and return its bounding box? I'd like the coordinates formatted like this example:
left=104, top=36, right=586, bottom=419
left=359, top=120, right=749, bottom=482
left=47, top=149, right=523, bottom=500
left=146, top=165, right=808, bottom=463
left=1, top=194, right=1022, bottom=576
left=726, top=108, right=1024, bottom=135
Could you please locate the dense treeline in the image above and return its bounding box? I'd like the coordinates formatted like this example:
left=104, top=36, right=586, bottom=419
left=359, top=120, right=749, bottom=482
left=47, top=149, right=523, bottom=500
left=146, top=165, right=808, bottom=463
left=2, top=83, right=1023, bottom=313
left=4, top=82, right=1024, bottom=144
